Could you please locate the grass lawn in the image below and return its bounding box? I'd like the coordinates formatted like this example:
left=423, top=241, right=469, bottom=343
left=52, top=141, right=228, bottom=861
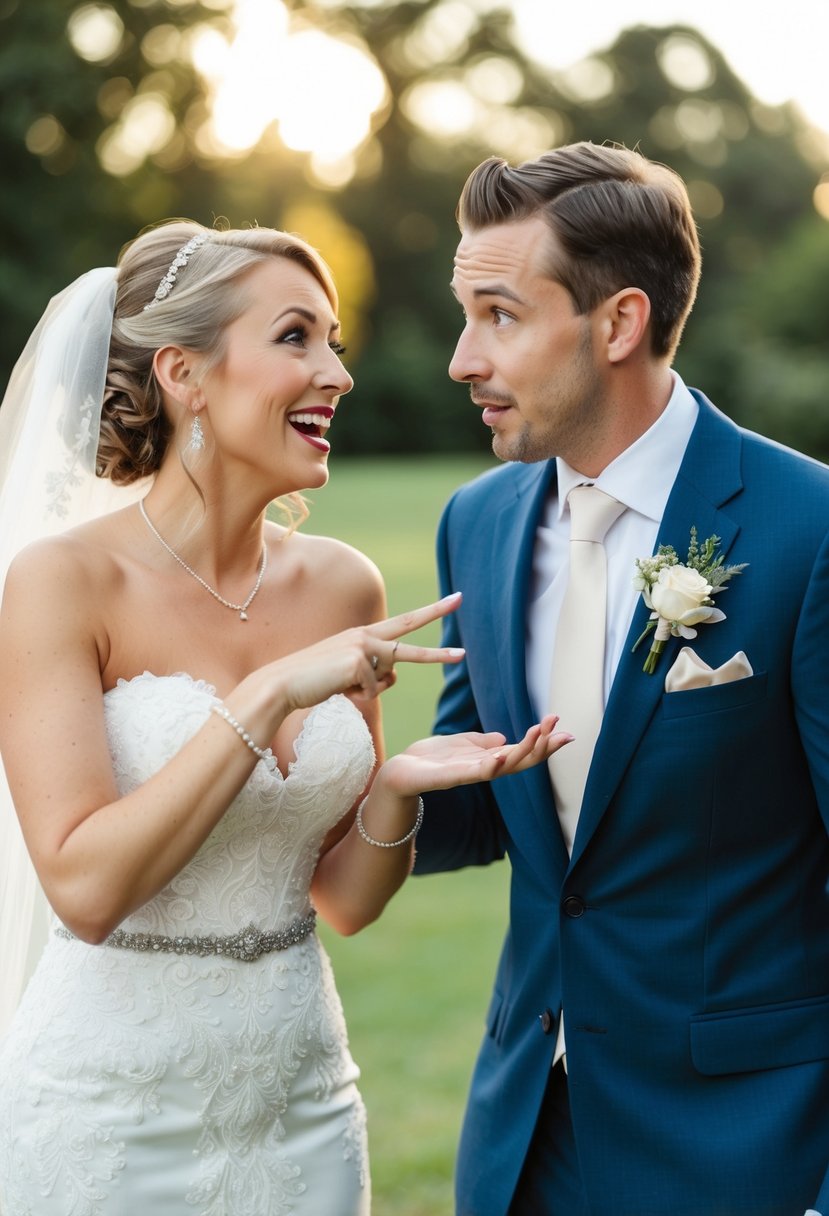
left=300, top=456, right=512, bottom=1215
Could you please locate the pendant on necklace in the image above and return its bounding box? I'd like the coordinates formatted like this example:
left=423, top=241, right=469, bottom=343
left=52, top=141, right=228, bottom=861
left=240, top=611, right=248, bottom=621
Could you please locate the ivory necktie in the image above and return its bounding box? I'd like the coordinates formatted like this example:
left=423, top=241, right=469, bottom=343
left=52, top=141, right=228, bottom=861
left=549, top=485, right=624, bottom=1069
left=548, top=485, right=625, bottom=855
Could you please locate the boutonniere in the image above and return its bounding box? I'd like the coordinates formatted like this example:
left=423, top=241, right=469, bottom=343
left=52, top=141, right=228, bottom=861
left=632, top=528, right=748, bottom=674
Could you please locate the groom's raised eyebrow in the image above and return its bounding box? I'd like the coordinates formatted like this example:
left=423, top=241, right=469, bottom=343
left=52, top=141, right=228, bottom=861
left=449, top=282, right=527, bottom=305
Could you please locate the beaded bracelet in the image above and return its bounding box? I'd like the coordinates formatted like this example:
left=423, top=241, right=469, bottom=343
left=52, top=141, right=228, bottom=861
left=355, top=795, right=424, bottom=848
left=211, top=703, right=272, bottom=766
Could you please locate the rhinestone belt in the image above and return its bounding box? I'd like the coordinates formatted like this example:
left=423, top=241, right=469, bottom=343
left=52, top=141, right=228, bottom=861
left=55, top=910, right=317, bottom=962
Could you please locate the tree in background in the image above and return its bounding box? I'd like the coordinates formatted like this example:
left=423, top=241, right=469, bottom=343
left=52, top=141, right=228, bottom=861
left=2, top=0, right=828, bottom=459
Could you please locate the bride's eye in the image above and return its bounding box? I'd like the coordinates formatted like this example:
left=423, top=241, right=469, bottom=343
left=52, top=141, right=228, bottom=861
left=329, top=341, right=347, bottom=356
left=278, top=325, right=307, bottom=347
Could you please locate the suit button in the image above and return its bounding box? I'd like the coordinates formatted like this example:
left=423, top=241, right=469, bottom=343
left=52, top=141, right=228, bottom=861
left=562, top=895, right=586, bottom=918
left=539, top=1009, right=555, bottom=1034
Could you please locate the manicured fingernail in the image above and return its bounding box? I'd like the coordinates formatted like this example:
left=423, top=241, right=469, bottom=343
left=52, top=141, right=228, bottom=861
left=446, top=648, right=465, bottom=657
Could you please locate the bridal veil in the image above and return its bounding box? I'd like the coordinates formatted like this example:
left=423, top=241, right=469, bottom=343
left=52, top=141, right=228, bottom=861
left=0, top=267, right=143, bottom=1033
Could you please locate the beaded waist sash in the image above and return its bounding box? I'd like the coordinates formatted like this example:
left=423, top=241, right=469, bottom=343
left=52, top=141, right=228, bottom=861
left=54, top=910, right=317, bottom=962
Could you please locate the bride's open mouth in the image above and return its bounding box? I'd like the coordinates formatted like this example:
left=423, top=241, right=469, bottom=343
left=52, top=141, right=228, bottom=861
left=287, top=407, right=333, bottom=451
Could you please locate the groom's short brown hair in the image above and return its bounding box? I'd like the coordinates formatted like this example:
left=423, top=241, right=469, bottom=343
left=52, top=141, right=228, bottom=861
left=457, top=141, right=701, bottom=359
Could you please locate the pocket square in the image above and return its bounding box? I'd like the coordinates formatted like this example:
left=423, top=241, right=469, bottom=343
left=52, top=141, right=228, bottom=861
left=664, top=647, right=753, bottom=693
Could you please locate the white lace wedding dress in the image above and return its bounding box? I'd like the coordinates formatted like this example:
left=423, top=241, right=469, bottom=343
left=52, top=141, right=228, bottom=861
left=0, top=674, right=375, bottom=1216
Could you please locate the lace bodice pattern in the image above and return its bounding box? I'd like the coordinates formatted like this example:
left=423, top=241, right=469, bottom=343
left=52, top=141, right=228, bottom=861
left=0, top=675, right=376, bottom=1216
left=105, top=673, right=375, bottom=937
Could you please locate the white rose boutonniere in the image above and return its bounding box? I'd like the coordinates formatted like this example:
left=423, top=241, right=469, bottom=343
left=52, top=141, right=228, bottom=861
left=632, top=528, right=747, bottom=674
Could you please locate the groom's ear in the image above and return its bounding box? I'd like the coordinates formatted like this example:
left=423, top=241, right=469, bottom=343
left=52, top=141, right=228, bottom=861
left=599, top=288, right=651, bottom=364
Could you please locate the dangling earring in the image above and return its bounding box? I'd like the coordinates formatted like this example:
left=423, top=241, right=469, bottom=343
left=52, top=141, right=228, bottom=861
left=188, top=413, right=205, bottom=452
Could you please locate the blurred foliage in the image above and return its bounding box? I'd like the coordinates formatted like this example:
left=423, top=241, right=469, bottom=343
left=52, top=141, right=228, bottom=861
left=1, top=0, right=828, bottom=461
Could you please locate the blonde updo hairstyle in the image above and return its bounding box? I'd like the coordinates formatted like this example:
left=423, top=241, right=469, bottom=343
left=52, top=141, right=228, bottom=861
left=98, top=221, right=338, bottom=513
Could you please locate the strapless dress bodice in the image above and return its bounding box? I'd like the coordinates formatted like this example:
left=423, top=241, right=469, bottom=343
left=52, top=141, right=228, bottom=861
left=101, top=672, right=375, bottom=937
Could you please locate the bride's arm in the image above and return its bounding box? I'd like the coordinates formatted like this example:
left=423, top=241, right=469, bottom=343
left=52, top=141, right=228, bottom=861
left=0, top=538, right=298, bottom=943
left=0, top=539, right=460, bottom=944
left=312, top=725, right=571, bottom=936
left=308, top=543, right=571, bottom=934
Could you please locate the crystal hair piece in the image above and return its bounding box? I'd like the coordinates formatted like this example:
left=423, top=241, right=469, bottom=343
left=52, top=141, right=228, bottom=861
left=143, top=232, right=211, bottom=311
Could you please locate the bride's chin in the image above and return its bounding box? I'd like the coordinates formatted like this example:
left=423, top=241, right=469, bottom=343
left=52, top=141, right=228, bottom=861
left=300, top=462, right=331, bottom=491
left=266, top=457, right=330, bottom=498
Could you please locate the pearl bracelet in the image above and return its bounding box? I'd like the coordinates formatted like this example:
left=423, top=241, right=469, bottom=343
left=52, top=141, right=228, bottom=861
left=355, top=795, right=424, bottom=848
left=211, top=703, right=274, bottom=768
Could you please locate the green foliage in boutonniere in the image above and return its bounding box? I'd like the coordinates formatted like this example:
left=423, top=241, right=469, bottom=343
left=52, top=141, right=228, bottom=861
left=632, top=528, right=748, bottom=674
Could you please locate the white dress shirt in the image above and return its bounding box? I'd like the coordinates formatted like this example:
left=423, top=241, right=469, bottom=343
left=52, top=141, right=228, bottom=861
left=527, top=374, right=698, bottom=1070
left=525, top=372, right=699, bottom=727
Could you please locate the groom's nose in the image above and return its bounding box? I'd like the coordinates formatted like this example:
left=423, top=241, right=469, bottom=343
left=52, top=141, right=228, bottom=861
left=449, top=327, right=489, bottom=383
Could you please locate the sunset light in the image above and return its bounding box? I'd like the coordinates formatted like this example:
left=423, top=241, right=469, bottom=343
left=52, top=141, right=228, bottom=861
left=191, top=0, right=387, bottom=181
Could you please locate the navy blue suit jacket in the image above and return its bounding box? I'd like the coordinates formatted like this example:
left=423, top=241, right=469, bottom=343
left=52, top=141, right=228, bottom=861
left=415, top=394, right=829, bottom=1216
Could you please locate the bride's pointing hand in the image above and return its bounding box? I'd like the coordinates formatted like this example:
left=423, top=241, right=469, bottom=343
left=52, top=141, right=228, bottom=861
left=263, top=592, right=465, bottom=714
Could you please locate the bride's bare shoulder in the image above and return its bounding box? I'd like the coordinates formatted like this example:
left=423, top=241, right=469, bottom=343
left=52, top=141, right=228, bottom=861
left=3, top=508, right=134, bottom=600
left=276, top=525, right=385, bottom=616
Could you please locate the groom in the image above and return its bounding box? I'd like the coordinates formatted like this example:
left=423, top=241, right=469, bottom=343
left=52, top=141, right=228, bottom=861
left=415, top=141, right=829, bottom=1216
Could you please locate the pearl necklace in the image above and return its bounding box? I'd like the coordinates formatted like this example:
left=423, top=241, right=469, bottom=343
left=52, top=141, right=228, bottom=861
left=139, top=499, right=267, bottom=621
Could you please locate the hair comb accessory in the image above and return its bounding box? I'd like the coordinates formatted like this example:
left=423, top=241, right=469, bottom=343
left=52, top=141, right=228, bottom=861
left=144, top=232, right=211, bottom=311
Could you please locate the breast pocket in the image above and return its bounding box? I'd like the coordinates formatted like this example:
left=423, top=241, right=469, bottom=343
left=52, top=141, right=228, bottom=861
left=661, top=671, right=768, bottom=720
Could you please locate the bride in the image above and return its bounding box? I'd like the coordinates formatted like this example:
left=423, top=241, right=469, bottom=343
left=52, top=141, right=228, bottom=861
left=0, top=220, right=568, bottom=1215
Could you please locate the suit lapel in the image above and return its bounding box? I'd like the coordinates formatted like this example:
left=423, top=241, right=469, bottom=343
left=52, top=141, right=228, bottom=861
left=491, top=461, right=571, bottom=871
left=491, top=461, right=554, bottom=737
left=569, top=395, right=746, bottom=867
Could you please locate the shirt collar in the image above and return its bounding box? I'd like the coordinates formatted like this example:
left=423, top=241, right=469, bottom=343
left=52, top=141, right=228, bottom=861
left=555, top=371, right=698, bottom=523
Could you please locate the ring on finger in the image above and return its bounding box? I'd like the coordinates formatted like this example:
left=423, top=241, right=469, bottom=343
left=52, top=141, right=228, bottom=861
left=370, top=654, right=379, bottom=671
left=391, top=641, right=399, bottom=659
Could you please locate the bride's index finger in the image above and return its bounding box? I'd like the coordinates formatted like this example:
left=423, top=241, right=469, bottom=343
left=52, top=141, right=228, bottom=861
left=371, top=592, right=463, bottom=642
